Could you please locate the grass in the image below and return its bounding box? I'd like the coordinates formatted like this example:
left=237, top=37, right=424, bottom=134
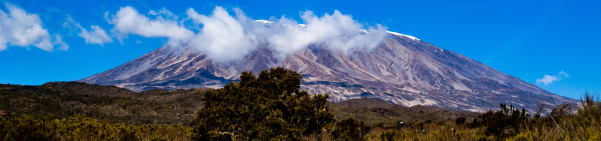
left=503, top=92, right=601, bottom=141
left=2, top=82, right=601, bottom=140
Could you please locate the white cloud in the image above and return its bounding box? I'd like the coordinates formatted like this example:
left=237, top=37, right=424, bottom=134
left=536, top=75, right=558, bottom=85
left=106, top=6, right=387, bottom=62
left=536, top=71, right=569, bottom=85
left=0, top=3, right=66, bottom=51
left=255, top=10, right=387, bottom=59
left=186, top=7, right=256, bottom=62
left=80, top=25, right=112, bottom=45
left=54, top=34, right=69, bottom=50
left=107, top=6, right=194, bottom=47
left=63, top=15, right=112, bottom=46
left=558, top=71, right=569, bottom=77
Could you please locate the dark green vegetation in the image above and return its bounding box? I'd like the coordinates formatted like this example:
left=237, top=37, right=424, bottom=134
left=0, top=76, right=477, bottom=127
left=0, top=82, right=207, bottom=125
left=330, top=98, right=479, bottom=125
left=191, top=68, right=335, bottom=140
left=1, top=68, right=601, bottom=140
left=0, top=115, right=191, bottom=141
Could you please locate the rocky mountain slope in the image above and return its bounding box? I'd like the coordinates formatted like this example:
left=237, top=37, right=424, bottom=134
left=80, top=30, right=571, bottom=112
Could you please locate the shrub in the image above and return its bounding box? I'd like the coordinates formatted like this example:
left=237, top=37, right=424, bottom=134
left=190, top=67, right=336, bottom=140
left=332, top=118, right=370, bottom=141
left=577, top=92, right=601, bottom=125
left=455, top=117, right=466, bottom=125
left=481, top=103, right=529, bottom=138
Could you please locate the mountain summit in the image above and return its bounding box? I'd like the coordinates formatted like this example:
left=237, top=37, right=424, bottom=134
left=80, top=30, right=570, bottom=112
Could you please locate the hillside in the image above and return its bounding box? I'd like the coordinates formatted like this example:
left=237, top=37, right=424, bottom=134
left=330, top=98, right=479, bottom=125
left=0, top=82, right=206, bottom=125
left=1, top=82, right=478, bottom=125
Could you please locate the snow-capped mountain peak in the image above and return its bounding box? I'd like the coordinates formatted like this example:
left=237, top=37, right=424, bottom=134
left=81, top=30, right=570, bottom=112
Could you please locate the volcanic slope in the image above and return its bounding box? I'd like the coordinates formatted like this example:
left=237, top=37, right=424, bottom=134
left=80, top=31, right=571, bottom=112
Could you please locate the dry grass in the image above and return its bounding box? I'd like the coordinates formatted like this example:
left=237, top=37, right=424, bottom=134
left=3, top=82, right=601, bottom=140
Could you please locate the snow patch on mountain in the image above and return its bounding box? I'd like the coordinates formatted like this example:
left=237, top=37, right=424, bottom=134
left=386, top=31, right=419, bottom=40
left=81, top=34, right=573, bottom=112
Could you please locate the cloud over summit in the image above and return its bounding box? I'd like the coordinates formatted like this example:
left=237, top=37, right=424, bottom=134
left=187, top=7, right=256, bottom=62
left=106, top=6, right=388, bottom=62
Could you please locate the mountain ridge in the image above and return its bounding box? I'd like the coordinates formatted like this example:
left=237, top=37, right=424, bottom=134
left=80, top=31, right=572, bottom=112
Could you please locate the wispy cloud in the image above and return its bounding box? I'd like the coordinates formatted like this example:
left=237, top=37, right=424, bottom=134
left=105, top=6, right=387, bottom=62
left=536, top=71, right=569, bottom=85
left=0, top=3, right=67, bottom=51
left=63, top=15, right=112, bottom=46
left=106, top=6, right=193, bottom=46
left=53, top=34, right=69, bottom=50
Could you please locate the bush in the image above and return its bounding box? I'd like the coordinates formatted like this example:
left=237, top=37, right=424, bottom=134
left=577, top=92, right=601, bottom=125
left=332, top=118, right=370, bottom=141
left=481, top=103, right=529, bottom=138
left=190, top=67, right=336, bottom=140
left=455, top=117, right=466, bottom=125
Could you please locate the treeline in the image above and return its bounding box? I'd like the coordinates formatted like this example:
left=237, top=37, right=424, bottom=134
left=1, top=68, right=600, bottom=140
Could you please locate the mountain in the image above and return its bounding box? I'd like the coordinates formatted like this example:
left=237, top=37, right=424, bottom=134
left=80, top=29, right=571, bottom=112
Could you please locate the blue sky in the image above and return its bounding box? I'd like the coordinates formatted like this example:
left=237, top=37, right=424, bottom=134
left=0, top=0, right=599, bottom=99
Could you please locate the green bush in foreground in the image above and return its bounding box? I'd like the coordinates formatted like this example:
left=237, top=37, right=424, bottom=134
left=190, top=67, right=336, bottom=140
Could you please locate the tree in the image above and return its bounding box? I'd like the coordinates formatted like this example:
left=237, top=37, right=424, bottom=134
left=190, top=67, right=336, bottom=140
